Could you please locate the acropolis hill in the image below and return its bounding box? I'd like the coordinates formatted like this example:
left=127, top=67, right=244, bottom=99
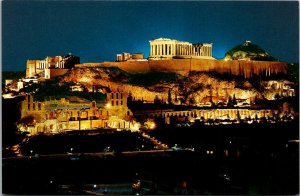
left=75, top=39, right=288, bottom=79
left=75, top=58, right=287, bottom=79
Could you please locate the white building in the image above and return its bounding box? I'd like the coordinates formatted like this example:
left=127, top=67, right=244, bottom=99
left=149, top=38, right=214, bottom=60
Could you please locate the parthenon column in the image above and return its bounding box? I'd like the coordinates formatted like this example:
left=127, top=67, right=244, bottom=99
left=166, top=44, right=169, bottom=55
left=152, top=45, right=155, bottom=56
left=160, top=44, right=162, bottom=56
left=179, top=45, right=182, bottom=55
left=174, top=44, right=176, bottom=55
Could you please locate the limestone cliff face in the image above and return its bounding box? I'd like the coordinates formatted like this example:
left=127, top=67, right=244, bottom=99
left=76, top=58, right=288, bottom=79
left=62, top=67, right=168, bottom=102
left=61, top=67, right=296, bottom=105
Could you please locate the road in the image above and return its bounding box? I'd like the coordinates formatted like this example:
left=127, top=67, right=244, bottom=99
left=2, top=148, right=195, bottom=161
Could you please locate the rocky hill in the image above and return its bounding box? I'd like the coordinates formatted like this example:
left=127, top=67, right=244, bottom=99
left=60, top=67, right=296, bottom=105
left=225, top=40, right=276, bottom=61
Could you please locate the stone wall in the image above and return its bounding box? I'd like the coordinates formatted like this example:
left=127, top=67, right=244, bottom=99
left=44, top=68, right=69, bottom=79
left=75, top=59, right=288, bottom=78
left=142, top=108, right=278, bottom=121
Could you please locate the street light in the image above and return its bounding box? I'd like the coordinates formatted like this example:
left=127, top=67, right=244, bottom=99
left=70, top=148, right=73, bottom=154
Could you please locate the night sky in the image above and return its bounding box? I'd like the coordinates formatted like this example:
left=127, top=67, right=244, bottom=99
left=2, top=1, right=299, bottom=71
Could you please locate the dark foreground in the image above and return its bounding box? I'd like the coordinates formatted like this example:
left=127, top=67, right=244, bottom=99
left=3, top=142, right=299, bottom=195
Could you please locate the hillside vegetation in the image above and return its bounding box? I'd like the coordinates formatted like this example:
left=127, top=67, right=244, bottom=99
left=225, top=41, right=276, bottom=61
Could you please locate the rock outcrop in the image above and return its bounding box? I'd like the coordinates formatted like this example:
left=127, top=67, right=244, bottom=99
left=75, top=58, right=287, bottom=79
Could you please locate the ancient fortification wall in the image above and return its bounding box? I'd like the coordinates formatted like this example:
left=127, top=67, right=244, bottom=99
left=75, top=59, right=288, bottom=78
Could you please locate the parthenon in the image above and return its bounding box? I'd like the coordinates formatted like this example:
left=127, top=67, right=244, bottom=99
left=149, top=38, right=214, bottom=60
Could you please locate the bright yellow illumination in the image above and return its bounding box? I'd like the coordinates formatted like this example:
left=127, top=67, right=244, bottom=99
left=150, top=122, right=156, bottom=129
left=144, top=120, right=156, bottom=130
left=105, top=103, right=111, bottom=108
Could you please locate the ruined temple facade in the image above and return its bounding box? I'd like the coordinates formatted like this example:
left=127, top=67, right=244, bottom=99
left=19, top=92, right=133, bottom=135
left=116, top=52, right=145, bottom=62
left=26, top=54, right=80, bottom=79
left=149, top=38, right=213, bottom=60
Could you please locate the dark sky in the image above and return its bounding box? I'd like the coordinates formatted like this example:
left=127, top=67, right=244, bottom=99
left=2, top=1, right=299, bottom=71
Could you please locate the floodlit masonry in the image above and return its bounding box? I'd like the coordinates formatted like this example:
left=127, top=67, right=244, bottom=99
left=19, top=92, right=133, bottom=135
left=76, top=58, right=288, bottom=79
left=136, top=107, right=295, bottom=125
left=26, top=54, right=80, bottom=79
left=149, top=38, right=213, bottom=60
left=116, top=52, right=145, bottom=62
left=76, top=38, right=287, bottom=79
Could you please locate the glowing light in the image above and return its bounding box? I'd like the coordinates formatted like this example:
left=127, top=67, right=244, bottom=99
left=150, top=122, right=156, bottom=129
left=105, top=103, right=111, bottom=108
left=144, top=120, right=156, bottom=130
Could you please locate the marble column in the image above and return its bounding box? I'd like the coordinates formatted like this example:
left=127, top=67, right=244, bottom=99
left=152, top=45, right=154, bottom=56
left=160, top=44, right=163, bottom=56
left=167, top=44, right=169, bottom=55
left=180, top=45, right=182, bottom=55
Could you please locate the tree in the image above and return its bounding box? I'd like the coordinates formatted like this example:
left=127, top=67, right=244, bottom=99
left=227, top=96, right=233, bottom=107
left=127, top=91, right=133, bottom=105
left=154, top=95, right=161, bottom=105
left=232, top=94, right=237, bottom=105
left=167, top=88, right=172, bottom=105
left=274, top=93, right=280, bottom=100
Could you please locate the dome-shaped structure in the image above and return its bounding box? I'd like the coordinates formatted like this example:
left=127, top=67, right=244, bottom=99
left=224, top=40, right=276, bottom=61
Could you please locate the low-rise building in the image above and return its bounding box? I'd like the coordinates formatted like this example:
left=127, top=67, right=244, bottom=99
left=19, top=92, right=133, bottom=135
left=116, top=52, right=145, bottom=62
left=26, top=54, right=80, bottom=79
